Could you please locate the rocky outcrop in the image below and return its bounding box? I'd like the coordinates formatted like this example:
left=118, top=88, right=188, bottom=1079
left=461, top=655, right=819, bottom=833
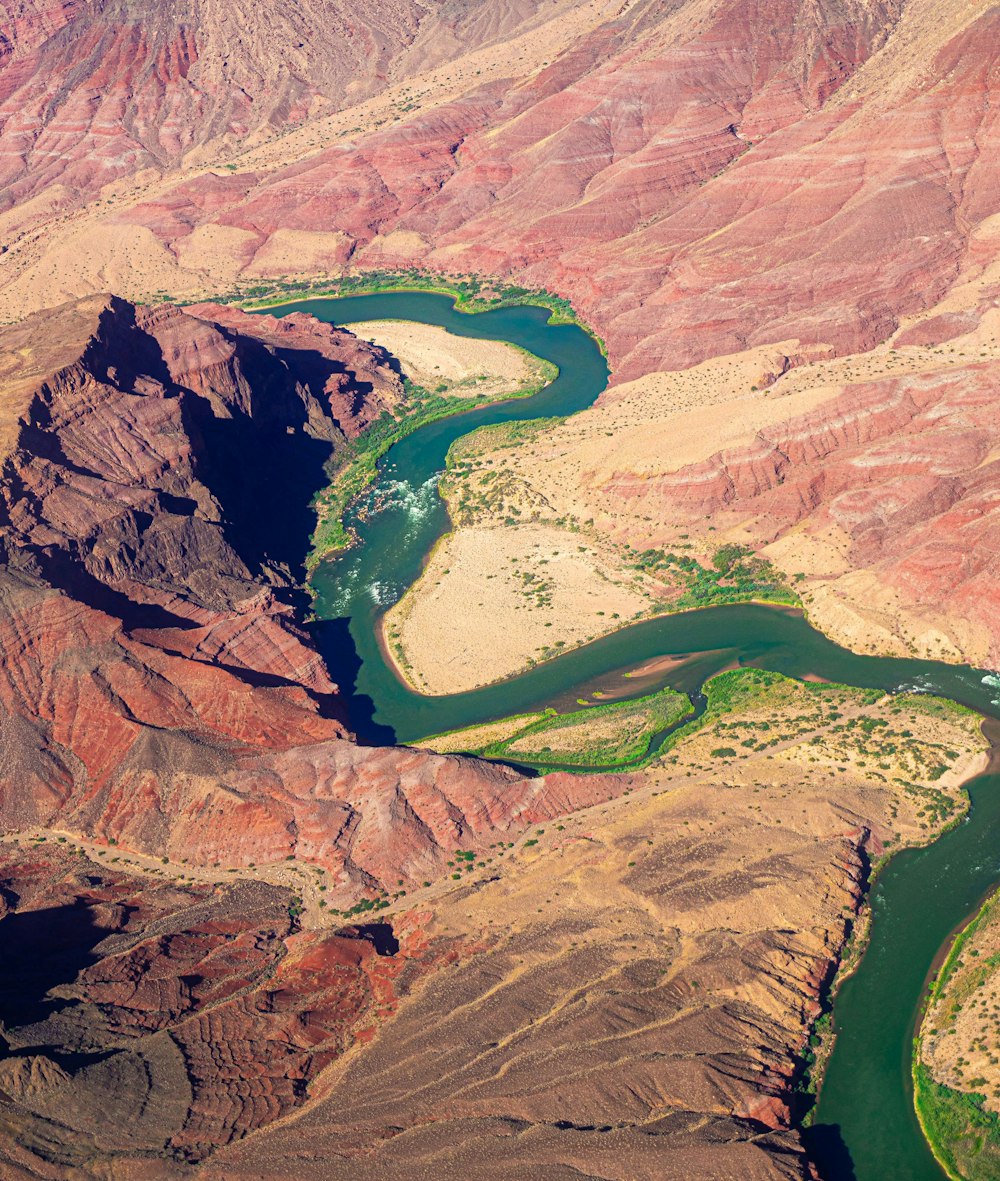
left=0, top=292, right=663, bottom=1175
left=0, top=843, right=448, bottom=1174
left=603, top=361, right=1000, bottom=665
left=0, top=295, right=630, bottom=897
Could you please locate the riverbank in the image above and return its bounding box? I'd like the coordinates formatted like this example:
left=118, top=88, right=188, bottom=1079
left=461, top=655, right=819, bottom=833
left=253, top=292, right=1000, bottom=1181
left=215, top=268, right=606, bottom=350
left=802, top=745, right=991, bottom=1121
left=382, top=410, right=801, bottom=695
left=373, top=316, right=999, bottom=689
left=306, top=331, right=557, bottom=565
left=913, top=854, right=1000, bottom=1181
left=342, top=319, right=554, bottom=398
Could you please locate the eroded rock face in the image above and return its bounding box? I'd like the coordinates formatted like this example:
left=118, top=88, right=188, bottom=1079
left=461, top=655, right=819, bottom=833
left=0, top=293, right=653, bottom=1173
left=0, top=0, right=420, bottom=206
left=0, top=0, right=586, bottom=209
left=0, top=844, right=444, bottom=1174
left=603, top=361, right=1000, bottom=665
left=3, top=1, right=996, bottom=1174
left=0, top=295, right=626, bottom=894
left=12, top=0, right=1000, bottom=382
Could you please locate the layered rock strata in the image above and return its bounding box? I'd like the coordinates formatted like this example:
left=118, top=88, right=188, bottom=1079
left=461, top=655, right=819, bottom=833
left=0, top=843, right=445, bottom=1177
left=0, top=295, right=619, bottom=894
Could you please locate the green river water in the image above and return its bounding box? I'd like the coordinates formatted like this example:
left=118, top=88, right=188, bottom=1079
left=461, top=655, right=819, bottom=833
left=258, top=291, right=1000, bottom=1181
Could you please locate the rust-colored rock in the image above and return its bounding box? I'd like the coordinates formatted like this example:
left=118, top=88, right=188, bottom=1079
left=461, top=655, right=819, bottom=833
left=0, top=295, right=624, bottom=895
left=0, top=291, right=647, bottom=1175
left=0, top=844, right=444, bottom=1173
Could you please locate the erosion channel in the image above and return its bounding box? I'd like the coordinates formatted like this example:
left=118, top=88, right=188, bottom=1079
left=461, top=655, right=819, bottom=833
left=256, top=291, right=1000, bottom=1181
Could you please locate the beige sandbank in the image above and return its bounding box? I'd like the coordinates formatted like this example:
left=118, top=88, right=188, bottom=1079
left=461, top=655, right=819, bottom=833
left=382, top=522, right=661, bottom=695
left=385, top=307, right=1000, bottom=694
left=384, top=339, right=837, bottom=695
left=341, top=319, right=550, bottom=400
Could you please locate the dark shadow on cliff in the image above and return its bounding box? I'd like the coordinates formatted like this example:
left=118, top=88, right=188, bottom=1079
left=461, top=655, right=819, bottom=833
left=183, top=332, right=385, bottom=588
left=802, top=1123, right=858, bottom=1181
left=26, top=548, right=196, bottom=631
left=310, top=617, right=396, bottom=745
left=89, top=296, right=177, bottom=391
left=0, top=899, right=112, bottom=1030
left=188, top=397, right=333, bottom=586
left=340, top=922, right=399, bottom=956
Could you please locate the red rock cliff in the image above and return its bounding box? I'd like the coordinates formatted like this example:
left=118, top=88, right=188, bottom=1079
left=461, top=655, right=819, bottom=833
left=0, top=296, right=622, bottom=896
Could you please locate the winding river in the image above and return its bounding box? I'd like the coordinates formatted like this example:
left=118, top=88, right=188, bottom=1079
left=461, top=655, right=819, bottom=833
left=260, top=291, right=1000, bottom=1181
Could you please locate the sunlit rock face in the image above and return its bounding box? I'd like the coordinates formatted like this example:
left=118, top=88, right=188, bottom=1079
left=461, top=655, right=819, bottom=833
left=1, top=1, right=999, bottom=1177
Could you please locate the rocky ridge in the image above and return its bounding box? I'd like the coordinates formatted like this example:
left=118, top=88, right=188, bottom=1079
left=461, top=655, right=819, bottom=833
left=3, top=0, right=998, bottom=383
left=0, top=842, right=448, bottom=1176
left=0, top=294, right=623, bottom=894
left=0, top=292, right=648, bottom=1174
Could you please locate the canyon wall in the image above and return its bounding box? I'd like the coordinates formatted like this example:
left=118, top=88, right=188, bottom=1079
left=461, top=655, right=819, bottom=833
left=3, top=0, right=999, bottom=382
left=0, top=293, right=653, bottom=1174
left=0, top=295, right=622, bottom=893
left=2, top=0, right=1000, bottom=1175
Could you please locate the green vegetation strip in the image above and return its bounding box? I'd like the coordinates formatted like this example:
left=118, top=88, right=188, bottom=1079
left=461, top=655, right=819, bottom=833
left=421, top=668, right=847, bottom=772
left=630, top=542, right=800, bottom=610
left=310, top=365, right=555, bottom=564
left=420, top=685, right=693, bottom=770
left=914, top=1064, right=1000, bottom=1181
left=421, top=665, right=979, bottom=788
left=914, top=888, right=1000, bottom=1181
left=186, top=267, right=605, bottom=349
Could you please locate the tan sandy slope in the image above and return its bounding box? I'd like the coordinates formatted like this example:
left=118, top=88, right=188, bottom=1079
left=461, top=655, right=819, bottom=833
left=205, top=677, right=989, bottom=1180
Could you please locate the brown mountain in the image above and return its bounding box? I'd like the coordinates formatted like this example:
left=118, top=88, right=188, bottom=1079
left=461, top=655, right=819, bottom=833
left=1, top=0, right=999, bottom=1177
left=0, top=292, right=654, bottom=1174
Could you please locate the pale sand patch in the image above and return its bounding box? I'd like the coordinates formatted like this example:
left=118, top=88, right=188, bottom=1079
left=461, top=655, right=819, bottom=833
left=173, top=224, right=260, bottom=281
left=547, top=331, right=1000, bottom=494
left=383, top=341, right=851, bottom=694
left=342, top=320, right=545, bottom=399
left=411, top=713, right=546, bottom=754
left=761, top=524, right=993, bottom=666
left=383, top=523, right=658, bottom=695
left=571, top=376, right=839, bottom=484
left=244, top=228, right=354, bottom=276
left=807, top=573, right=990, bottom=665
left=0, top=183, right=74, bottom=238
left=0, top=223, right=183, bottom=317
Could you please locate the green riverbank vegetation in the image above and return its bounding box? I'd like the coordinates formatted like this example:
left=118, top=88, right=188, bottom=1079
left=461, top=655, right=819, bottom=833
left=626, top=542, right=800, bottom=611
left=309, top=357, right=555, bottom=564
left=185, top=267, right=603, bottom=347
left=914, top=1066, right=1000, bottom=1181
left=418, top=667, right=983, bottom=786
left=914, top=886, right=1000, bottom=1180
left=439, top=425, right=799, bottom=616
left=417, top=686, right=693, bottom=769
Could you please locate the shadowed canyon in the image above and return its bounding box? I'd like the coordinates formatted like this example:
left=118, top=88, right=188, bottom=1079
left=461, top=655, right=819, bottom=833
left=2, top=1, right=1000, bottom=1179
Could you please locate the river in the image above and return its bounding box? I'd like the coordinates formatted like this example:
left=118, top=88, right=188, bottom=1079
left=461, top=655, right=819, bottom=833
left=258, top=290, right=1000, bottom=1180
